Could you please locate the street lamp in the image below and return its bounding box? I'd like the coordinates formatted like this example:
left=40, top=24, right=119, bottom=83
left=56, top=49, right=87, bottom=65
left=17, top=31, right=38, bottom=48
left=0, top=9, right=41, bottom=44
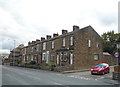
left=117, top=43, right=120, bottom=65
left=13, top=40, right=15, bottom=65
left=8, top=39, right=16, bottom=65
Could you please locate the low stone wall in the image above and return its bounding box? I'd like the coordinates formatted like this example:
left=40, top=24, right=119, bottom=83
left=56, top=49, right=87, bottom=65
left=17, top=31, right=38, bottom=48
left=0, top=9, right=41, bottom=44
left=113, top=65, right=120, bottom=80
left=113, top=72, right=120, bottom=80
left=12, top=64, right=87, bottom=72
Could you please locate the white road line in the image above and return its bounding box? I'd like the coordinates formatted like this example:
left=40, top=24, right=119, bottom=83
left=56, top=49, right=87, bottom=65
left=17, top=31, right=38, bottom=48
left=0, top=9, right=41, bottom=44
left=53, top=82, right=63, bottom=85
left=67, top=75, right=91, bottom=80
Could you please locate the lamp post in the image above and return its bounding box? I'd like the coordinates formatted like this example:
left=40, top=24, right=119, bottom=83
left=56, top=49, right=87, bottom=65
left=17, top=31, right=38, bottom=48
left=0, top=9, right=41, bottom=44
left=117, top=43, right=120, bottom=65
left=8, top=39, right=16, bottom=65
left=13, top=40, right=15, bottom=65
left=113, top=43, right=120, bottom=84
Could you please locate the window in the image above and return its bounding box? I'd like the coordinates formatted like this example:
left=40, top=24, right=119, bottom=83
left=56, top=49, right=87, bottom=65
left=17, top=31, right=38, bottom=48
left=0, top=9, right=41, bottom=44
left=46, top=51, right=49, bottom=63
left=37, top=44, right=39, bottom=51
left=42, top=53, right=46, bottom=61
left=70, top=53, right=74, bottom=64
left=62, top=38, right=66, bottom=47
left=51, top=54, right=54, bottom=61
left=31, top=47, right=33, bottom=52
left=96, top=43, right=99, bottom=48
left=27, top=56, right=29, bottom=61
left=94, top=54, right=99, bottom=60
left=25, top=48, right=26, bottom=54
left=43, top=42, right=46, bottom=50
left=70, top=36, right=74, bottom=46
left=57, top=55, right=59, bottom=64
left=31, top=55, right=33, bottom=61
left=23, top=56, right=25, bottom=61
left=88, top=40, right=91, bottom=48
left=60, top=52, right=67, bottom=62
left=52, top=41, right=54, bottom=49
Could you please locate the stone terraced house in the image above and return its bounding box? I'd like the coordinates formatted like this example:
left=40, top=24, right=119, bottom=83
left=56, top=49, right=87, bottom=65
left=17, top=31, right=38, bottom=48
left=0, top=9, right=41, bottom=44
left=20, top=25, right=103, bottom=70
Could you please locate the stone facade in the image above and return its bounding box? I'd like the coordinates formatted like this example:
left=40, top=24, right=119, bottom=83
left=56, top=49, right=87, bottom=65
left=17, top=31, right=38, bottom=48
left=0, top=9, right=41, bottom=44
left=20, top=25, right=103, bottom=70
left=103, top=52, right=116, bottom=66
left=9, top=44, right=24, bottom=65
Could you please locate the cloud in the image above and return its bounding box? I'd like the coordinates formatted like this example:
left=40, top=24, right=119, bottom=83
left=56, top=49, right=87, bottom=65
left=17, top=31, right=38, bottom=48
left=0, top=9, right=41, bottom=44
left=0, top=49, right=10, bottom=54
left=0, top=0, right=119, bottom=54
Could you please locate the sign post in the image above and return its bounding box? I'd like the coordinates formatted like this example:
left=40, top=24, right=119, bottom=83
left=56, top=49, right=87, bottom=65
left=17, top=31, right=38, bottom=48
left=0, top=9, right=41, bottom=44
left=114, top=52, right=119, bottom=65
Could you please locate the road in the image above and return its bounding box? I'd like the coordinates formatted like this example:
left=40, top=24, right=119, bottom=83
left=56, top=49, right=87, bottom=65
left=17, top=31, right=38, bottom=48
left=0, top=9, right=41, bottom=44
left=68, top=66, right=118, bottom=85
left=2, top=65, right=115, bottom=86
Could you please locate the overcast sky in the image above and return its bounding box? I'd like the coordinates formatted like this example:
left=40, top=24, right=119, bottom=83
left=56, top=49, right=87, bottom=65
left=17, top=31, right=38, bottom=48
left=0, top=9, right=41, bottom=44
left=0, top=0, right=119, bottom=54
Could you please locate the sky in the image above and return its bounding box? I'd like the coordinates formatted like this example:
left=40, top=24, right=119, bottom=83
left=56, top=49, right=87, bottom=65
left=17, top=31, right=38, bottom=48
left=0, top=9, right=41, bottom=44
left=0, top=0, right=119, bottom=54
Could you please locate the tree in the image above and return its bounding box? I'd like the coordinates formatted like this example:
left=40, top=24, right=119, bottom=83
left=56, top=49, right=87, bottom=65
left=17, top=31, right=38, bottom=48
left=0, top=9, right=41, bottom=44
left=101, top=31, right=120, bottom=55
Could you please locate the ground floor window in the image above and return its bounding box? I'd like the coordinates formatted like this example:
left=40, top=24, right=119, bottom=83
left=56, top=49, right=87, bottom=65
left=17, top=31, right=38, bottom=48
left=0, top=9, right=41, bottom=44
left=42, top=53, right=46, bottom=61
left=70, top=53, right=74, bottom=64
left=94, top=54, right=99, bottom=60
left=60, top=52, right=67, bottom=62
left=51, top=54, right=54, bottom=61
left=31, top=55, right=33, bottom=61
left=46, top=51, right=49, bottom=63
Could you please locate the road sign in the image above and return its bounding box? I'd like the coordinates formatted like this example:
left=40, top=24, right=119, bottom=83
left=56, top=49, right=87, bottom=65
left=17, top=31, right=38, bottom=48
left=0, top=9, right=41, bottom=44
left=114, top=52, right=119, bottom=58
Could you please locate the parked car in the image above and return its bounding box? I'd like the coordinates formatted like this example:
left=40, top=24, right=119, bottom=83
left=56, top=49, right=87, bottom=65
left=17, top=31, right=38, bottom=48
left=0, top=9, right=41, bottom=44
left=91, top=63, right=110, bottom=75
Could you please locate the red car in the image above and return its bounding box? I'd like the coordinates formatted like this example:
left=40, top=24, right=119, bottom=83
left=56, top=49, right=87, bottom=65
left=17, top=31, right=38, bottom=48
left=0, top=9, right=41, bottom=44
left=91, top=63, right=110, bottom=75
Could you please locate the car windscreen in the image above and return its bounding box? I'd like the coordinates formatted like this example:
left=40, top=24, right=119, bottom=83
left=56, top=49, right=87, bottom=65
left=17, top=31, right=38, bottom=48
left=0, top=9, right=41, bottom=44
left=94, top=64, right=105, bottom=68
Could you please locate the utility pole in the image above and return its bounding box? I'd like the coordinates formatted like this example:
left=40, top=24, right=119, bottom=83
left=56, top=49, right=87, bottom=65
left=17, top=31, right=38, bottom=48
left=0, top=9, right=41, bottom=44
left=13, top=40, right=15, bottom=65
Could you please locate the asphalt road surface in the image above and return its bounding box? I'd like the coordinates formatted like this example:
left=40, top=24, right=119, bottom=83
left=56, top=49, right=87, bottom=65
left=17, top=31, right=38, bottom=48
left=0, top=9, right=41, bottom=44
left=68, top=66, right=118, bottom=85
left=2, top=65, right=115, bottom=86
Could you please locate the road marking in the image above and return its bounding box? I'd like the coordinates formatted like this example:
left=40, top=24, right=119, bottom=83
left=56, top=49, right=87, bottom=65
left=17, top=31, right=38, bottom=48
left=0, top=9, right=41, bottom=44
left=53, top=82, right=62, bottom=85
left=67, top=75, right=91, bottom=80
left=56, top=74, right=62, bottom=75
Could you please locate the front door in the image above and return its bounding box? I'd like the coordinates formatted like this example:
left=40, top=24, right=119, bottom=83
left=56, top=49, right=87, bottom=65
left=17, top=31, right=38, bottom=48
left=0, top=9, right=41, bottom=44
left=57, top=55, right=59, bottom=64
left=46, top=51, right=49, bottom=64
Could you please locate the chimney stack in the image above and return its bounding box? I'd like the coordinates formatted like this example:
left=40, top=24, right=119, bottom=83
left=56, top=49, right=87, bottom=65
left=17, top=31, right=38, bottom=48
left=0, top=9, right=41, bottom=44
left=28, top=41, right=31, bottom=46
left=53, top=33, right=59, bottom=37
left=62, top=30, right=68, bottom=34
left=46, top=35, right=51, bottom=40
left=41, top=37, right=45, bottom=41
left=32, top=41, right=36, bottom=44
left=73, top=25, right=79, bottom=31
left=36, top=39, right=40, bottom=43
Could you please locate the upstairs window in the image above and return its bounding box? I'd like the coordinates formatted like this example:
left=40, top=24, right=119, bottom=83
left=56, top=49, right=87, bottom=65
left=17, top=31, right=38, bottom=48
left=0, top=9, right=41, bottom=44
left=43, top=42, right=46, bottom=50
left=25, top=48, right=26, bottom=54
left=31, top=47, right=33, bottom=52
left=52, top=41, right=54, bottom=49
left=70, top=36, right=74, bottom=46
left=88, top=40, right=91, bottom=48
left=96, top=43, right=99, bottom=48
left=62, top=38, right=66, bottom=47
left=37, top=44, right=39, bottom=51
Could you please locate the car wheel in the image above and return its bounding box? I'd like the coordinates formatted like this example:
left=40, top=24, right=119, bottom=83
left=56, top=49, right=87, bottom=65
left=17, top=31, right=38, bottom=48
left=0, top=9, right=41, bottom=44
left=107, top=70, right=110, bottom=73
left=102, top=72, right=105, bottom=75
left=91, top=73, right=94, bottom=75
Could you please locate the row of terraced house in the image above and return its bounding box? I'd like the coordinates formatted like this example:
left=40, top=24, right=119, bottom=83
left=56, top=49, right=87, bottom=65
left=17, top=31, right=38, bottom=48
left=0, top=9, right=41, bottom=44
left=9, top=25, right=106, bottom=71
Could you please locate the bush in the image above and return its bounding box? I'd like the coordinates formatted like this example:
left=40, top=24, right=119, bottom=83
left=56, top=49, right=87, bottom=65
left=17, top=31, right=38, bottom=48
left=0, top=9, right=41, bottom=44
left=48, top=64, right=57, bottom=67
left=28, top=61, right=36, bottom=65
